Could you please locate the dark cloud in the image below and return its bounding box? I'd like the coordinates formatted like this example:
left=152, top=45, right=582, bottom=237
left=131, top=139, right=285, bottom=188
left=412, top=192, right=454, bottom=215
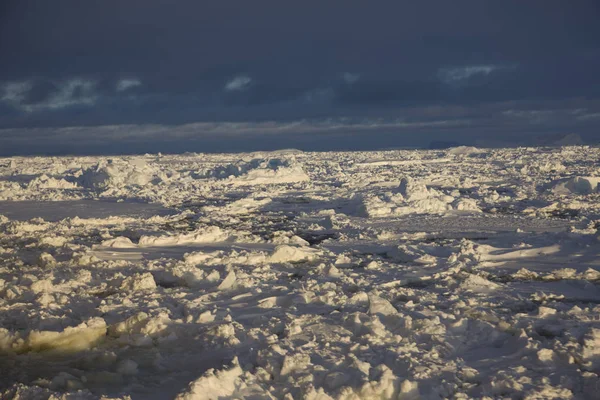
left=0, top=1, right=599, bottom=152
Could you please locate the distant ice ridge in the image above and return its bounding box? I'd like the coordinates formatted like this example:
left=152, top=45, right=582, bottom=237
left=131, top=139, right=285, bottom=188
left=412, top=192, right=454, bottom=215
left=446, top=146, right=482, bottom=156
left=552, top=133, right=585, bottom=146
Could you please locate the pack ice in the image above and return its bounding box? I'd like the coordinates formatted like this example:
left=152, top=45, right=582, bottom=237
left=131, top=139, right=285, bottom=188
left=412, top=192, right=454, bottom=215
left=1, top=147, right=600, bottom=399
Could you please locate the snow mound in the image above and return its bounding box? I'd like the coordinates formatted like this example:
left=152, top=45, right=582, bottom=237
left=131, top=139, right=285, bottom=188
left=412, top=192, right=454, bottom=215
left=176, top=358, right=269, bottom=399
left=204, top=158, right=309, bottom=185
left=352, top=177, right=478, bottom=217
left=27, top=175, right=78, bottom=190
left=176, top=360, right=244, bottom=400
left=118, top=272, right=157, bottom=292
left=269, top=245, right=321, bottom=263
left=138, top=226, right=233, bottom=247
left=101, top=236, right=137, bottom=248
left=81, top=159, right=155, bottom=190
left=552, top=176, right=600, bottom=195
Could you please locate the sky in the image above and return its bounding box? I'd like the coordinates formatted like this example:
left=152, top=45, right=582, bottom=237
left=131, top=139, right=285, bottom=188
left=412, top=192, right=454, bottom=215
left=1, top=1, right=599, bottom=155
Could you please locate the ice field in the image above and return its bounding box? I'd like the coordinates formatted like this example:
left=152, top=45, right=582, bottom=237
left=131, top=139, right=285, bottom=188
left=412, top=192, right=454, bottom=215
left=1, top=146, right=600, bottom=399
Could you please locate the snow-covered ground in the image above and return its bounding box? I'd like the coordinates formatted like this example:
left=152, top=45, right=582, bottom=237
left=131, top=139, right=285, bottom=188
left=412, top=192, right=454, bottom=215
left=1, top=146, right=600, bottom=399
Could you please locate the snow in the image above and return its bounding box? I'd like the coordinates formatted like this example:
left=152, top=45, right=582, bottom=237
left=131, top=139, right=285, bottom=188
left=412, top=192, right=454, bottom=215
left=0, top=146, right=600, bottom=399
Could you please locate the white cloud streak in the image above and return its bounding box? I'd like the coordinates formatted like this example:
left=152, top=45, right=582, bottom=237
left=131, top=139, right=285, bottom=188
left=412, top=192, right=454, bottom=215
left=438, top=65, right=506, bottom=84
left=225, top=76, right=252, bottom=91
left=116, top=78, right=142, bottom=92
left=1, top=81, right=34, bottom=105
left=1, top=78, right=98, bottom=112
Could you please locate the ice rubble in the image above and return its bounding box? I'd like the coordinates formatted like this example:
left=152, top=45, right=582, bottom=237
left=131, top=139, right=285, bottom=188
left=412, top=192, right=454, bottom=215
left=1, top=146, right=600, bottom=399
left=352, top=177, right=480, bottom=217
left=81, top=159, right=156, bottom=190
left=202, top=157, right=309, bottom=185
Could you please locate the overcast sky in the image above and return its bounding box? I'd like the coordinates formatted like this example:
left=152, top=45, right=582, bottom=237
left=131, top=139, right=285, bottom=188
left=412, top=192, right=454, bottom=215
left=1, top=1, right=599, bottom=154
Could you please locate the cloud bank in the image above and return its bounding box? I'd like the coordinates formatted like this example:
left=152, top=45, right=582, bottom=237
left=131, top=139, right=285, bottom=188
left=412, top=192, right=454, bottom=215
left=0, top=2, right=598, bottom=154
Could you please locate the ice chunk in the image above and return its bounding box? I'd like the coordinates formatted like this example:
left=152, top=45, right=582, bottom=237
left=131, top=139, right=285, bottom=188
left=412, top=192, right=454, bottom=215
left=37, top=252, right=57, bottom=268
left=119, top=272, right=157, bottom=292
left=368, top=294, right=397, bottom=316
left=269, top=245, right=320, bottom=263
left=398, top=177, right=430, bottom=201
left=109, top=312, right=172, bottom=347
left=217, top=270, right=236, bottom=291
left=176, top=358, right=243, bottom=400
left=109, top=312, right=150, bottom=337
left=459, top=274, right=500, bottom=293
left=452, top=198, right=480, bottom=212
left=26, top=318, right=107, bottom=353
left=280, top=353, right=311, bottom=377
left=101, top=236, right=137, bottom=248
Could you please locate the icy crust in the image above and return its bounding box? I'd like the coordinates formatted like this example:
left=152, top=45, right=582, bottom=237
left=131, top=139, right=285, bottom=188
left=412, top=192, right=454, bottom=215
left=2, top=146, right=600, bottom=399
